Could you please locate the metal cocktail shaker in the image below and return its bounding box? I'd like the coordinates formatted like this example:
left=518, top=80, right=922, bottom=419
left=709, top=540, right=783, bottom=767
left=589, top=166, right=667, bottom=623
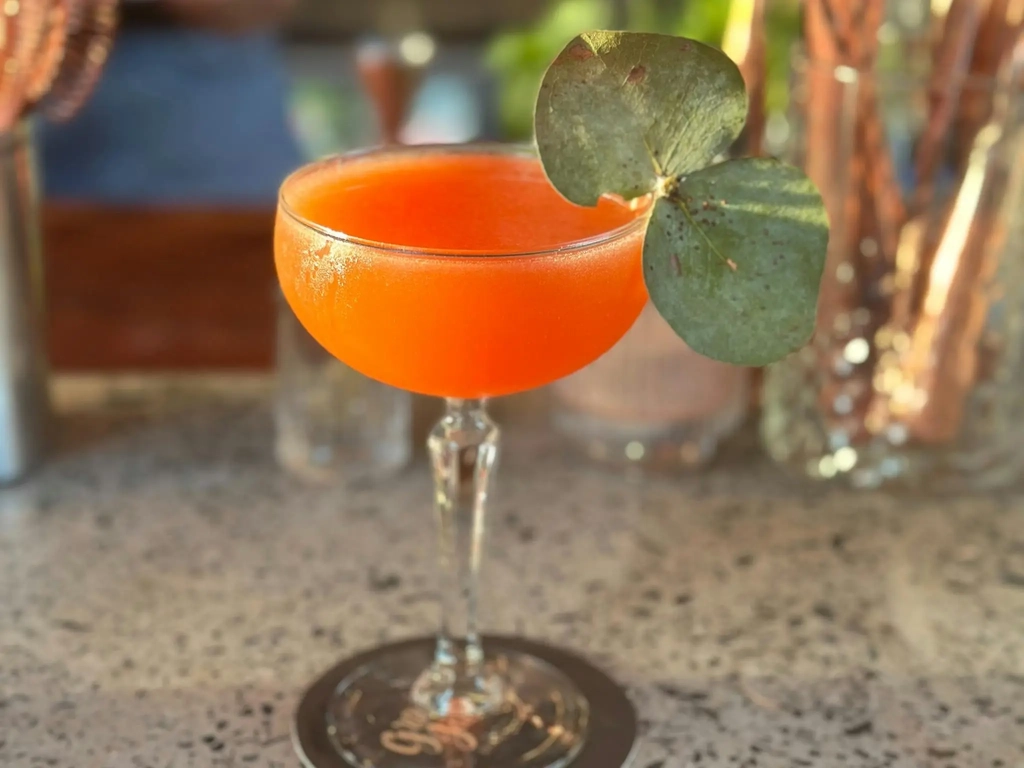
left=0, top=124, right=48, bottom=484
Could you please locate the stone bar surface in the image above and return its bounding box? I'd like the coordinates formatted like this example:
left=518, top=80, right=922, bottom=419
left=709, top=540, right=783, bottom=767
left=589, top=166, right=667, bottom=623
left=1, top=376, right=1021, bottom=768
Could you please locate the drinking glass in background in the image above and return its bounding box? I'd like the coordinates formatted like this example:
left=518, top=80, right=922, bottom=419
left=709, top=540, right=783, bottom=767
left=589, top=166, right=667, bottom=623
left=273, top=34, right=430, bottom=483
left=551, top=304, right=749, bottom=468
left=275, top=294, right=412, bottom=482
left=548, top=1, right=772, bottom=471
left=762, top=10, right=1024, bottom=490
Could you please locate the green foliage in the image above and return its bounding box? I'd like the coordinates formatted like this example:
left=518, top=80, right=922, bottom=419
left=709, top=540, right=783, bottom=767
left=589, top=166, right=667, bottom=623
left=487, top=0, right=611, bottom=140
left=535, top=32, right=829, bottom=365
left=488, top=0, right=799, bottom=140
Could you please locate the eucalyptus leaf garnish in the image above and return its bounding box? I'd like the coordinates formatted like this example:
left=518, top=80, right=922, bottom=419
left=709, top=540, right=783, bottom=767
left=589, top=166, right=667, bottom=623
left=534, top=30, right=829, bottom=367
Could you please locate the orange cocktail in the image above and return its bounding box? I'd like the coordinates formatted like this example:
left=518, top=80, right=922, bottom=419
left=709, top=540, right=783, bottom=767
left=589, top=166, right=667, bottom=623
left=277, top=145, right=650, bottom=768
left=276, top=145, right=648, bottom=398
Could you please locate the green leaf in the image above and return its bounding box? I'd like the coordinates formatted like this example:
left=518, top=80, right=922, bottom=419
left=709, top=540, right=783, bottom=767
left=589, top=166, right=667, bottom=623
left=534, top=31, right=747, bottom=206
left=531, top=29, right=829, bottom=366
left=643, top=158, right=829, bottom=366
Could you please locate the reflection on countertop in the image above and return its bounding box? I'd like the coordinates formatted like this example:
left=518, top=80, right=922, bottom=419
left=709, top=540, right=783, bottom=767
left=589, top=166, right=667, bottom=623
left=1, top=375, right=1022, bottom=767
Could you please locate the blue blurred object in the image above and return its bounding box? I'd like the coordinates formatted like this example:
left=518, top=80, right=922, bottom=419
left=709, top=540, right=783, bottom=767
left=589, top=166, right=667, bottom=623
left=40, top=28, right=303, bottom=205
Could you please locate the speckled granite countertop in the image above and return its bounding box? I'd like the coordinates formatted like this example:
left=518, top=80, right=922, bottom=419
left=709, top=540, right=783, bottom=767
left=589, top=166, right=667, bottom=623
left=2, top=376, right=1022, bottom=768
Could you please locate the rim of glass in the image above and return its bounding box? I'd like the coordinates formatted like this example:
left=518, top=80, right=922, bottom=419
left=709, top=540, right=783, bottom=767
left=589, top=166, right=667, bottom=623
left=277, top=142, right=650, bottom=259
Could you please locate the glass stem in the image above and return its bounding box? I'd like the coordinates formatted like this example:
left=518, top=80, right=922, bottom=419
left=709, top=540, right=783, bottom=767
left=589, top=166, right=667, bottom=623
left=412, top=398, right=503, bottom=717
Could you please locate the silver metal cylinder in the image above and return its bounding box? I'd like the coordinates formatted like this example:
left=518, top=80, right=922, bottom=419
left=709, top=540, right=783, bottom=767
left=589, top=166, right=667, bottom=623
left=0, top=123, right=49, bottom=484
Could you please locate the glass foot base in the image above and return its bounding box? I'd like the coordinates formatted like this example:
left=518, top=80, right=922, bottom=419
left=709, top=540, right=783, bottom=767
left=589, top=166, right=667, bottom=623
left=293, top=635, right=637, bottom=768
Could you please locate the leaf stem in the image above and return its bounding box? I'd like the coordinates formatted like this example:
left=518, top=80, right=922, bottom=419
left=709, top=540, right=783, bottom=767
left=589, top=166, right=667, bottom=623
left=655, top=174, right=679, bottom=198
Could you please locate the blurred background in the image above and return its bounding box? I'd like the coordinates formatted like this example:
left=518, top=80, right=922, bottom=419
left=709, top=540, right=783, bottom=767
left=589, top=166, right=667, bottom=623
left=41, top=0, right=801, bottom=371
left=23, top=0, right=1024, bottom=490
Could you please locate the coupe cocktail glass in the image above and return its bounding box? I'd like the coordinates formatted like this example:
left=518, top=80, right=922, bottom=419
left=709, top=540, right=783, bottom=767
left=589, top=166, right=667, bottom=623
left=277, top=144, right=648, bottom=768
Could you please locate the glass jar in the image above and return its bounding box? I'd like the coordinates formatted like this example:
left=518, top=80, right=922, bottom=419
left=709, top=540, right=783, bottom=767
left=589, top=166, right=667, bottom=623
left=552, top=303, right=749, bottom=469
left=762, top=54, right=1024, bottom=489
